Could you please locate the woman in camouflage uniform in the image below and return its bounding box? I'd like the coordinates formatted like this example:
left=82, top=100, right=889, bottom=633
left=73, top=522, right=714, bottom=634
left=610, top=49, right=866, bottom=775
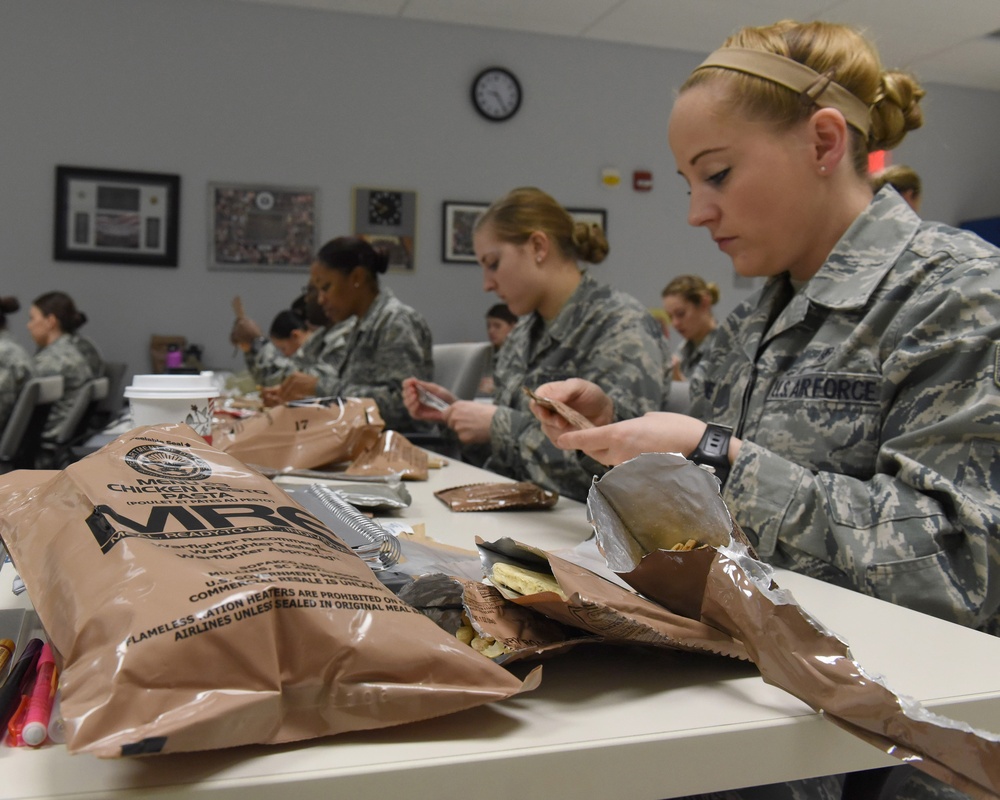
left=27, top=291, right=95, bottom=467
left=0, top=296, right=33, bottom=434
left=404, top=187, right=669, bottom=502
left=534, top=18, right=1000, bottom=800
left=263, top=236, right=432, bottom=432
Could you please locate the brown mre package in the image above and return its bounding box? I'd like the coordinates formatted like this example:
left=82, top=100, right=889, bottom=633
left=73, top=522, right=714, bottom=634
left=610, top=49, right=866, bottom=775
left=435, top=481, right=558, bottom=512
left=0, top=423, right=538, bottom=758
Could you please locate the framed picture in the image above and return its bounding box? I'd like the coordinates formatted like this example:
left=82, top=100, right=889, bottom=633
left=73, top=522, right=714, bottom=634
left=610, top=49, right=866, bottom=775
left=53, top=165, right=180, bottom=267
left=568, top=207, right=608, bottom=236
left=208, top=183, right=318, bottom=272
left=442, top=201, right=488, bottom=263
left=353, top=186, right=417, bottom=272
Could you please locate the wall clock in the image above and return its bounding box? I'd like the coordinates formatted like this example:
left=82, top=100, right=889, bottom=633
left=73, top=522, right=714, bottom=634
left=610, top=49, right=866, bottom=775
left=471, top=67, right=522, bottom=122
left=367, top=189, right=403, bottom=226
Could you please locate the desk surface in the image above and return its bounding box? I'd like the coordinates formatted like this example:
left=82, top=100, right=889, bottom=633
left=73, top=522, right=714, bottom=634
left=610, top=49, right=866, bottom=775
left=2, top=453, right=1000, bottom=799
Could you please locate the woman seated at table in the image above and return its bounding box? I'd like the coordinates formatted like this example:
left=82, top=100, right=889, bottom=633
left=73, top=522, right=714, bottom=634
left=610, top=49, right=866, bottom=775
left=403, top=186, right=669, bottom=502
left=0, top=295, right=34, bottom=434
left=27, top=291, right=96, bottom=467
left=263, top=236, right=432, bottom=432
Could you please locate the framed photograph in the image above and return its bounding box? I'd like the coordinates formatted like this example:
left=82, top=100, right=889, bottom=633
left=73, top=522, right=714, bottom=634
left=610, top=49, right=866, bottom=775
left=442, top=201, right=488, bottom=263
left=568, top=207, right=608, bottom=236
left=53, top=165, right=180, bottom=267
left=209, top=183, right=318, bottom=272
left=353, top=186, right=417, bottom=272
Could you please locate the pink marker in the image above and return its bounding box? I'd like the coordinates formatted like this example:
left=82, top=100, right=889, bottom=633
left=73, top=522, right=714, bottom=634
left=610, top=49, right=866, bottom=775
left=21, top=643, right=56, bottom=747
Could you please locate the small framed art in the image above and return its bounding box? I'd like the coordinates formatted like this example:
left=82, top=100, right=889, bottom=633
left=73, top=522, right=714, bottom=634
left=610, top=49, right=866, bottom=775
left=53, top=165, right=180, bottom=267
left=568, top=207, right=608, bottom=236
left=441, top=201, right=489, bottom=263
left=209, top=183, right=319, bottom=271
left=353, top=187, right=417, bottom=272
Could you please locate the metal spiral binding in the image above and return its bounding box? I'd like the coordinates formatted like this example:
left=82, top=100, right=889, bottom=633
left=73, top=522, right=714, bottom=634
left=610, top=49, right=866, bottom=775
left=306, top=484, right=402, bottom=570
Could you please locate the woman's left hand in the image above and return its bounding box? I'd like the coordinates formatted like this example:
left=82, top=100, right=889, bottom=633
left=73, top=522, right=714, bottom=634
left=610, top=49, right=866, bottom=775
left=443, top=400, right=497, bottom=445
left=262, top=372, right=319, bottom=406
left=555, top=412, right=712, bottom=467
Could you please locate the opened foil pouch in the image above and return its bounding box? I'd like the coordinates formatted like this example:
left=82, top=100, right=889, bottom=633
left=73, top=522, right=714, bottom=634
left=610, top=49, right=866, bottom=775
left=589, top=452, right=1000, bottom=798
left=213, top=396, right=384, bottom=471
left=0, top=424, right=538, bottom=758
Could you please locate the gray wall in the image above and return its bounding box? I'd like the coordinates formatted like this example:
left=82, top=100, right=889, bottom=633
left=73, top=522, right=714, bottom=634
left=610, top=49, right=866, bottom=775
left=4, top=0, right=1000, bottom=378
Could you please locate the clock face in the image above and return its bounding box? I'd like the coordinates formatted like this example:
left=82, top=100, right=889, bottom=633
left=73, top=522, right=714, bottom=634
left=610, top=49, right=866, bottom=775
left=368, top=190, right=403, bottom=226
left=472, top=67, right=522, bottom=122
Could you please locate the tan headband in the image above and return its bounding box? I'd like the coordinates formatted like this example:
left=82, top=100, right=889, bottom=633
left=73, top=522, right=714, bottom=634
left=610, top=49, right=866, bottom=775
left=692, top=47, right=871, bottom=136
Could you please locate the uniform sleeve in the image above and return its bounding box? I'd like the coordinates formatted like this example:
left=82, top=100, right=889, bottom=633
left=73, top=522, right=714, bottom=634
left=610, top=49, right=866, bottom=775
left=487, top=313, right=666, bottom=501
left=316, top=312, right=432, bottom=430
left=726, top=269, right=1000, bottom=630
left=244, top=343, right=293, bottom=387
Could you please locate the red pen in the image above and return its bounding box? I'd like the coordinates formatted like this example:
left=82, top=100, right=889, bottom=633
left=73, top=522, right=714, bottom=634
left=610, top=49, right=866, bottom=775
left=21, top=643, right=56, bottom=747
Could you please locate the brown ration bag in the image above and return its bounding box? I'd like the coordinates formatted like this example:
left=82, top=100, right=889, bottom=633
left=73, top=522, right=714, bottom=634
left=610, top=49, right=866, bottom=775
left=344, top=430, right=429, bottom=481
left=0, top=423, right=538, bottom=758
left=435, top=482, right=558, bottom=512
left=213, top=396, right=384, bottom=471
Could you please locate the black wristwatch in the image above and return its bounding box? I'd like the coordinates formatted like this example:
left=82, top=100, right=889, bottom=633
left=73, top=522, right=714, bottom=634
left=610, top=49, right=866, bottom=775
left=689, top=423, right=733, bottom=486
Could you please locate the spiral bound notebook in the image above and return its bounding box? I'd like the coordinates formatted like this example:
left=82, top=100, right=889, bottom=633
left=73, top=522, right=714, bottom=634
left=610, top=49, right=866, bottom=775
left=286, top=484, right=402, bottom=570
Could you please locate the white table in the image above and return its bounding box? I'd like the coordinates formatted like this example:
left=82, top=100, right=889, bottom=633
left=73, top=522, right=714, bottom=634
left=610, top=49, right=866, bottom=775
left=2, top=454, right=1000, bottom=799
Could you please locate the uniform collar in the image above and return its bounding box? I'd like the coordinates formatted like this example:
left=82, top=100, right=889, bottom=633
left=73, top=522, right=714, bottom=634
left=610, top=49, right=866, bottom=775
left=803, top=188, right=921, bottom=311
left=538, top=271, right=595, bottom=343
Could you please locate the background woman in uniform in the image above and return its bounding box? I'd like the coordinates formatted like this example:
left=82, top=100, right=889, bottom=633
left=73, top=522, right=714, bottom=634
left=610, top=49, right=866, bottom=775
left=264, top=236, right=432, bottom=432
left=27, top=291, right=95, bottom=467
left=660, top=274, right=720, bottom=381
left=403, top=186, right=669, bottom=501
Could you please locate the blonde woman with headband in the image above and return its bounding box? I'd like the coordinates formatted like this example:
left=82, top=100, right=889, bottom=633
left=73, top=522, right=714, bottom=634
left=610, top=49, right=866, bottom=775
left=531, top=19, right=1000, bottom=659
left=404, top=186, right=669, bottom=502
left=661, top=275, right=720, bottom=381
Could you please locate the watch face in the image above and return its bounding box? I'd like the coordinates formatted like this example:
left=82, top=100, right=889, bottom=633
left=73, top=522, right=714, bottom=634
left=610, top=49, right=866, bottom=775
left=472, top=67, right=522, bottom=121
left=368, top=190, right=403, bottom=226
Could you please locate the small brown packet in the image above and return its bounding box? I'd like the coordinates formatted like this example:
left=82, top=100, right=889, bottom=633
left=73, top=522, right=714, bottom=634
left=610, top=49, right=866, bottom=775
left=522, top=387, right=595, bottom=430
left=435, top=481, right=558, bottom=512
left=344, top=430, right=429, bottom=481
left=477, top=537, right=749, bottom=661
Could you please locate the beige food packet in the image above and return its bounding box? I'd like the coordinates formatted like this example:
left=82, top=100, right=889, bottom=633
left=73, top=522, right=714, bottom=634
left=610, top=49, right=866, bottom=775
left=213, top=396, right=384, bottom=471
left=0, top=424, right=538, bottom=758
left=522, top=386, right=595, bottom=430
left=434, top=481, right=558, bottom=512
left=477, top=537, right=750, bottom=661
left=590, top=452, right=1000, bottom=799
left=344, top=430, right=429, bottom=481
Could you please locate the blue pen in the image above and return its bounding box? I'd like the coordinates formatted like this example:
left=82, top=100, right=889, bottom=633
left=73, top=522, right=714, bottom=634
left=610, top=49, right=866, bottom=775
left=0, top=639, right=43, bottom=733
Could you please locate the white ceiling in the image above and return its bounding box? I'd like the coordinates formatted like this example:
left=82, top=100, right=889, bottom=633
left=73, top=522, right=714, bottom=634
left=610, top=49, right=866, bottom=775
left=231, top=0, right=1000, bottom=92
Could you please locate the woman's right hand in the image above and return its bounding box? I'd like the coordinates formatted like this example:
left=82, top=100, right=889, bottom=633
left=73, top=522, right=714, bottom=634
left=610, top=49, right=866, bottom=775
left=402, top=377, right=457, bottom=422
left=528, top=378, right=614, bottom=443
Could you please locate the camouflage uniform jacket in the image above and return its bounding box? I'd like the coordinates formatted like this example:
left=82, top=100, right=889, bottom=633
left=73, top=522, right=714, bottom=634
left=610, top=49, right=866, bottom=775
left=69, top=332, right=104, bottom=377
left=0, top=331, right=34, bottom=431
left=315, top=288, right=432, bottom=432
left=33, top=333, right=95, bottom=445
left=245, top=318, right=354, bottom=387
left=691, top=189, right=1000, bottom=633
left=489, top=273, right=670, bottom=501
left=678, top=327, right=718, bottom=382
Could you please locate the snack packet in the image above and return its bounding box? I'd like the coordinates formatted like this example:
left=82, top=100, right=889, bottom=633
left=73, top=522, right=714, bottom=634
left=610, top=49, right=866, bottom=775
left=344, top=431, right=428, bottom=481
left=213, top=396, right=384, bottom=471
left=477, top=537, right=750, bottom=661
left=589, top=452, right=1000, bottom=798
left=435, top=481, right=558, bottom=512
left=0, top=423, right=538, bottom=757
left=522, top=386, right=594, bottom=430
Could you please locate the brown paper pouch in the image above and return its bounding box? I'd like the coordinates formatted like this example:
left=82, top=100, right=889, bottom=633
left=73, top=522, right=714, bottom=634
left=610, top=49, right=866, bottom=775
left=435, top=481, right=558, bottom=512
left=213, top=396, right=384, bottom=471
left=477, top=537, right=748, bottom=661
left=344, top=431, right=428, bottom=481
left=0, top=423, right=538, bottom=757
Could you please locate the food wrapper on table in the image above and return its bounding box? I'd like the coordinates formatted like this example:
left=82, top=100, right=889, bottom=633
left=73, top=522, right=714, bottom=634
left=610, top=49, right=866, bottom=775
left=0, top=424, right=538, bottom=758
left=589, top=452, right=1000, bottom=799
left=476, top=537, right=750, bottom=661
left=435, top=481, right=558, bottom=512
left=343, top=430, right=428, bottom=481
left=212, top=396, right=384, bottom=471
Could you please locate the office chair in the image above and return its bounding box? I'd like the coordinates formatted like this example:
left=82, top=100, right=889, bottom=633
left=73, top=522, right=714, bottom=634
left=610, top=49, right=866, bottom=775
left=0, top=375, right=64, bottom=473
left=43, top=376, right=109, bottom=467
left=431, top=342, right=494, bottom=401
